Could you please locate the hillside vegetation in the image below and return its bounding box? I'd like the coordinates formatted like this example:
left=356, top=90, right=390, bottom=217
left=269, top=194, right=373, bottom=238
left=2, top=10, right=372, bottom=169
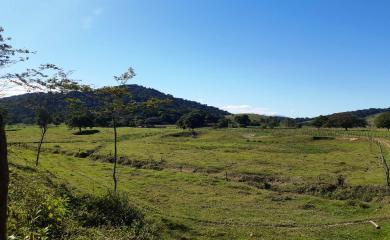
left=0, top=85, right=228, bottom=125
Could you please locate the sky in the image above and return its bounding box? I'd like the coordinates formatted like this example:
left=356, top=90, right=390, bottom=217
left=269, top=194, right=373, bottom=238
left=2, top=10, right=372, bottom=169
left=1, top=0, right=389, bottom=117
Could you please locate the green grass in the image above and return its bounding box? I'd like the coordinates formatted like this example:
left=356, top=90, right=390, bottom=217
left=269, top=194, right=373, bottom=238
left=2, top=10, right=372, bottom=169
left=7, top=125, right=390, bottom=239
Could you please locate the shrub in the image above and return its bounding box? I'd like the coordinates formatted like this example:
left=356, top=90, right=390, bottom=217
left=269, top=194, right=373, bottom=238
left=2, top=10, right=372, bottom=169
left=28, top=195, right=69, bottom=238
left=74, top=192, right=142, bottom=227
left=8, top=165, right=160, bottom=240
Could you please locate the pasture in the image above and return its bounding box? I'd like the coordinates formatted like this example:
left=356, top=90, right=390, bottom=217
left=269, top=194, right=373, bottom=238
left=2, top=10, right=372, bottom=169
left=6, top=125, right=390, bottom=239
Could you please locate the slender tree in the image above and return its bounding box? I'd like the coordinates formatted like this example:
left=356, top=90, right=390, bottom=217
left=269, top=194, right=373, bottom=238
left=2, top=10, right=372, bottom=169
left=97, top=68, right=169, bottom=192
left=10, top=65, right=91, bottom=166
left=35, top=108, right=51, bottom=166
left=97, top=67, right=136, bottom=192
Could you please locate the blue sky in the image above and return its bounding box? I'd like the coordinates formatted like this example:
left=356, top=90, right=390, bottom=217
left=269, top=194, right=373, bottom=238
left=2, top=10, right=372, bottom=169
left=1, top=0, right=389, bottom=117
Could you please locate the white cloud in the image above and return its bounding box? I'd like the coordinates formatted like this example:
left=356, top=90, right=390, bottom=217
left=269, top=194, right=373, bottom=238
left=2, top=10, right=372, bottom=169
left=221, top=104, right=277, bottom=116
left=82, top=7, right=103, bottom=29
left=0, top=85, right=27, bottom=97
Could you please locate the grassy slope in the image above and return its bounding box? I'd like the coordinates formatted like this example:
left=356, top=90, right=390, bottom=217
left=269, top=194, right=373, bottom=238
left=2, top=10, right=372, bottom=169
left=7, top=125, right=390, bottom=239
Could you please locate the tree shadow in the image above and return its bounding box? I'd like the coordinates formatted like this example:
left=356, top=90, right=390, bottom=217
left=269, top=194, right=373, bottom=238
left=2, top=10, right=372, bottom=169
left=73, top=129, right=100, bottom=135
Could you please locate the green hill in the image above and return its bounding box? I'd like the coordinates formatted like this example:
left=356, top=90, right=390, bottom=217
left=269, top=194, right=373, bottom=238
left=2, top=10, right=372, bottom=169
left=0, top=84, right=229, bottom=125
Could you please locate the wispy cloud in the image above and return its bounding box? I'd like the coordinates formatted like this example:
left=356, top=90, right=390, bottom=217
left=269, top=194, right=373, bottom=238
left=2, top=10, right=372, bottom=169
left=82, top=7, right=103, bottom=29
left=221, top=104, right=277, bottom=116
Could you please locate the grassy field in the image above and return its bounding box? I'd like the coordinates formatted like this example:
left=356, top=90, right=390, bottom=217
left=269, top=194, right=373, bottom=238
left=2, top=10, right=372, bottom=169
left=6, top=125, right=390, bottom=239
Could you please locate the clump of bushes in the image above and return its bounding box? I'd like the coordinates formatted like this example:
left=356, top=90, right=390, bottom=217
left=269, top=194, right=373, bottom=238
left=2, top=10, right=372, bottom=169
left=8, top=163, right=160, bottom=240
left=8, top=167, right=69, bottom=239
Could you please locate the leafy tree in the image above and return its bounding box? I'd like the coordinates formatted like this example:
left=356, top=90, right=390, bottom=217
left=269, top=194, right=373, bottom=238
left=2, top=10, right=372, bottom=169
left=234, top=114, right=251, bottom=128
left=375, top=112, right=390, bottom=131
left=327, top=113, right=367, bottom=131
left=66, top=98, right=94, bottom=133
left=67, top=113, right=95, bottom=133
left=312, top=115, right=329, bottom=129
left=176, top=111, right=206, bottom=132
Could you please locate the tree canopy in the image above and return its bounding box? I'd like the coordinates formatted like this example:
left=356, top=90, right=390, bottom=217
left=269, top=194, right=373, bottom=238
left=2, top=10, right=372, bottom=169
left=327, top=113, right=367, bottom=130
left=375, top=112, right=390, bottom=130
left=312, top=115, right=329, bottom=129
left=234, top=114, right=251, bottom=128
left=177, top=111, right=206, bottom=130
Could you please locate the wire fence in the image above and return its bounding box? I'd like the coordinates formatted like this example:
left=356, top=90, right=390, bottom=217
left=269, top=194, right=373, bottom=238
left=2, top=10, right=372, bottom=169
left=243, top=127, right=390, bottom=139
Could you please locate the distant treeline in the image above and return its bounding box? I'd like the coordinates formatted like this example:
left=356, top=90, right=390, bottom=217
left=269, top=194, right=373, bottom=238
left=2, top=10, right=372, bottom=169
left=0, top=84, right=229, bottom=126
left=174, top=113, right=310, bottom=131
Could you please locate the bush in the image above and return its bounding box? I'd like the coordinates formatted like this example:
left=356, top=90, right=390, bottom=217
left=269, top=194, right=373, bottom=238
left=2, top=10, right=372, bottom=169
left=8, top=164, right=160, bottom=240
left=28, top=195, right=69, bottom=238
left=74, top=192, right=142, bottom=227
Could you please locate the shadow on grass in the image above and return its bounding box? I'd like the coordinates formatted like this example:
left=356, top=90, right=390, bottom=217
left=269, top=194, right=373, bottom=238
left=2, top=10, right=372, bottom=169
left=5, top=129, right=21, bottom=132
left=73, top=129, right=100, bottom=135
left=163, top=131, right=198, bottom=138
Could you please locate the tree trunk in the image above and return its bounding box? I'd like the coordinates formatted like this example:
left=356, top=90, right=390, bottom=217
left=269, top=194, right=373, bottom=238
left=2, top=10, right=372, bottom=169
left=35, top=128, right=47, bottom=166
left=0, top=114, right=9, bottom=240
left=79, top=127, right=82, bottom=134
left=113, top=118, right=118, bottom=192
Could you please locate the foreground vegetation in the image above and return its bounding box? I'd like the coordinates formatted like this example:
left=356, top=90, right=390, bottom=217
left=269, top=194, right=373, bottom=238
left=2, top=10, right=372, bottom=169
left=6, top=125, right=390, bottom=239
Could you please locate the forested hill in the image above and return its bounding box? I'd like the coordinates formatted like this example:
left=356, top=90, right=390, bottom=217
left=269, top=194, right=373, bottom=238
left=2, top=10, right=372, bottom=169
left=338, top=107, right=390, bottom=119
left=0, top=84, right=229, bottom=125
